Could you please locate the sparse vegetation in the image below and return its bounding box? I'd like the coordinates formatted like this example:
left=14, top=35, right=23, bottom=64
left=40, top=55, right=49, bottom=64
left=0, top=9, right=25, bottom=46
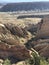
left=3, top=59, right=11, bottom=65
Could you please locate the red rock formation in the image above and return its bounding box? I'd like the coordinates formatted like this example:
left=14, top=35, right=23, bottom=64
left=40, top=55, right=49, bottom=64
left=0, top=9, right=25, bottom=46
left=0, top=43, right=31, bottom=60
left=36, top=17, right=49, bottom=39
left=34, top=43, right=49, bottom=58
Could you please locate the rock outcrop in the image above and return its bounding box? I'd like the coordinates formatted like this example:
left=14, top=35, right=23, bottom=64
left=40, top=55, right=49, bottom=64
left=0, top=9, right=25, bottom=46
left=25, top=17, right=49, bottom=58
left=5, top=23, right=28, bottom=37
left=0, top=43, right=31, bottom=60
left=34, top=43, right=49, bottom=58
left=36, top=17, right=49, bottom=39
left=0, top=23, right=33, bottom=63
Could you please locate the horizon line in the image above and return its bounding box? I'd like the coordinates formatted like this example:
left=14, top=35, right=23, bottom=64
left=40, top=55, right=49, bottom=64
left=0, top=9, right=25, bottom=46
left=1, top=1, right=49, bottom=3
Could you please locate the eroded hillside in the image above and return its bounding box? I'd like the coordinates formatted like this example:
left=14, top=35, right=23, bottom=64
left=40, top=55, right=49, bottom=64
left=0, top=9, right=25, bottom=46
left=0, top=12, right=49, bottom=65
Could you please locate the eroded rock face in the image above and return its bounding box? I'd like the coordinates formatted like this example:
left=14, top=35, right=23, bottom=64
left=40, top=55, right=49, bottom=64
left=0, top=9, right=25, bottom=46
left=5, top=23, right=28, bottom=37
left=0, top=43, right=31, bottom=60
left=0, top=23, right=32, bottom=46
left=30, top=39, right=49, bottom=58
left=1, top=38, right=20, bottom=45
left=34, top=43, right=49, bottom=58
left=26, top=38, right=49, bottom=58
left=28, top=39, right=49, bottom=48
left=0, top=24, right=10, bottom=34
left=36, top=17, right=49, bottom=39
left=0, top=23, right=32, bottom=62
left=30, top=17, right=49, bottom=58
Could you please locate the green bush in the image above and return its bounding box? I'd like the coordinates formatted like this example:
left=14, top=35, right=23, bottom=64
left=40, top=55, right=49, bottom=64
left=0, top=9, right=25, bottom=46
left=25, top=50, right=40, bottom=65
left=40, top=57, right=49, bottom=65
left=3, top=59, right=11, bottom=65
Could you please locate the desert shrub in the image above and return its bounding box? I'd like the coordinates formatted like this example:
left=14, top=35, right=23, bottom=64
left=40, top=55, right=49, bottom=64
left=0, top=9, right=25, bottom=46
left=3, top=59, right=11, bottom=65
left=25, top=58, right=35, bottom=65
left=25, top=50, right=40, bottom=65
left=40, top=57, right=49, bottom=65
left=32, top=52, right=40, bottom=65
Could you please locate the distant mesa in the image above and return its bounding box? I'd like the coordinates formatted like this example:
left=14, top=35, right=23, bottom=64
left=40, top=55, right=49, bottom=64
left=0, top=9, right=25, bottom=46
left=0, top=2, right=49, bottom=12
